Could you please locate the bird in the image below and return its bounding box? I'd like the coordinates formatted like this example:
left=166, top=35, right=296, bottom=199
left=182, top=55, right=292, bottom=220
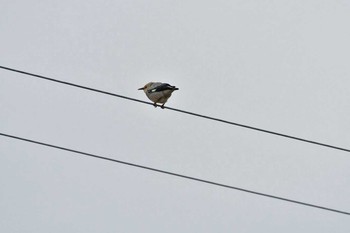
left=138, top=82, right=179, bottom=108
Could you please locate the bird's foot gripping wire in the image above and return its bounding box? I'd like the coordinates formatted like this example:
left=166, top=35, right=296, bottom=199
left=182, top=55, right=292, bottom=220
left=152, top=103, right=165, bottom=109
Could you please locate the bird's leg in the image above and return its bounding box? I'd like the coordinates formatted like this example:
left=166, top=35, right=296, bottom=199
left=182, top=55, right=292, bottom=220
left=153, top=102, right=157, bottom=108
left=161, top=104, right=165, bottom=109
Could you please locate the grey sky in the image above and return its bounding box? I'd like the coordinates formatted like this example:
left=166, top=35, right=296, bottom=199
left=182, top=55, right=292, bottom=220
left=1, top=0, right=350, bottom=232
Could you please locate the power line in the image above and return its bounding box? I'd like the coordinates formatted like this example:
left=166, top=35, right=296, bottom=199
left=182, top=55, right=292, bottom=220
left=1, top=65, right=350, bottom=154
left=1, top=132, right=349, bottom=216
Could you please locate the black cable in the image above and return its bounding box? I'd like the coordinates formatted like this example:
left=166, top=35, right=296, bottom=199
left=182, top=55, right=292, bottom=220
left=1, top=132, right=349, bottom=216
left=1, top=65, right=349, bottom=153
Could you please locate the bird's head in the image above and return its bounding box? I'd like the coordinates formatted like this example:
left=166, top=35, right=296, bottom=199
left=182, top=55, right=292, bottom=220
left=138, top=82, right=153, bottom=91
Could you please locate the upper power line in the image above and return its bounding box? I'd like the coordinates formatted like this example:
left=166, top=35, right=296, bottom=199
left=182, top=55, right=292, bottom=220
left=1, top=132, right=349, bottom=216
left=1, top=65, right=349, bottom=153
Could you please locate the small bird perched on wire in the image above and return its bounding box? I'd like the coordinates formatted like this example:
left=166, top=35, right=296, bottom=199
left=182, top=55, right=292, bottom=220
left=138, top=82, right=179, bottom=108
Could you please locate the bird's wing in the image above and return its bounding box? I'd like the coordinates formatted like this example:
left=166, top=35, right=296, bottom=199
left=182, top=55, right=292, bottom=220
left=148, top=83, right=174, bottom=93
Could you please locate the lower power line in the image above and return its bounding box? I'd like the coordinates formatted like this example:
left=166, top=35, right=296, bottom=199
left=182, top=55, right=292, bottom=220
left=0, top=132, right=349, bottom=216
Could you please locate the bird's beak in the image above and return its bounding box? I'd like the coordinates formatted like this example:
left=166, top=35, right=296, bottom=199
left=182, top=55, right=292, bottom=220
left=138, top=87, right=144, bottom=90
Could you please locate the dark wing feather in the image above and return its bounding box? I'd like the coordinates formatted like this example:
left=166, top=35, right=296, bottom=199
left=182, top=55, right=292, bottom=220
left=148, top=83, right=176, bottom=93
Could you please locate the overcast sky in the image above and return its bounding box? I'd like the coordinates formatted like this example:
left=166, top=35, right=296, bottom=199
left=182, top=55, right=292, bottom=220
left=1, top=0, right=350, bottom=232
